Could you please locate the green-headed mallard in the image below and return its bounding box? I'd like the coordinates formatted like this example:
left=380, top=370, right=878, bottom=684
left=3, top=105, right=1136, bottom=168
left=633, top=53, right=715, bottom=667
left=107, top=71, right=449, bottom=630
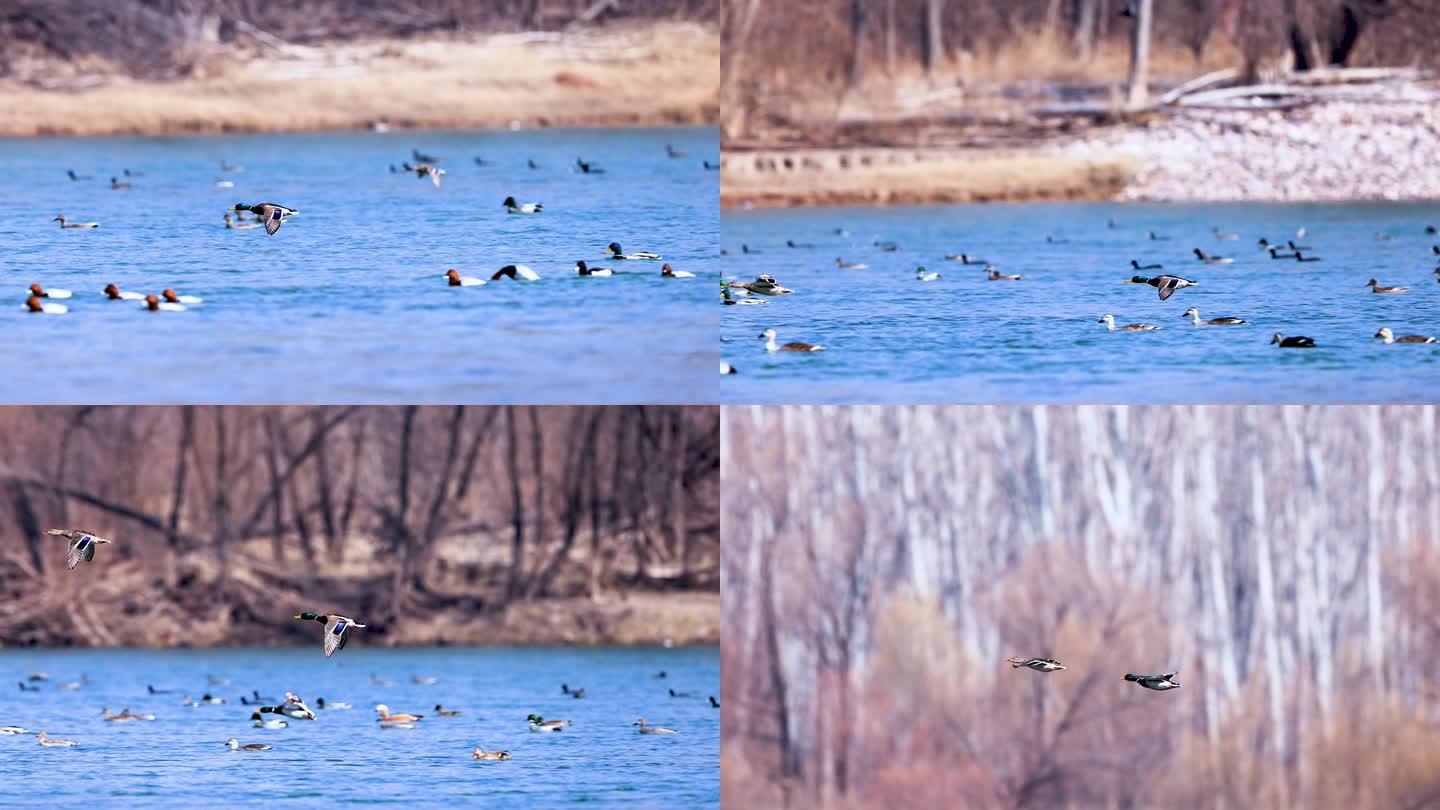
left=53, top=215, right=98, bottom=229
left=503, top=196, right=542, bottom=214
left=759, top=328, right=824, bottom=353
left=1126, top=274, right=1197, bottom=301
left=1098, top=314, right=1159, bottom=332
left=43, top=529, right=112, bottom=570
left=605, top=242, right=661, bottom=260
left=1366, top=278, right=1408, bottom=294
left=231, top=203, right=298, bottom=236
left=292, top=612, right=366, bottom=658
left=1181, top=307, right=1246, bottom=326
left=375, top=704, right=423, bottom=722
left=1271, top=333, right=1316, bottom=348
left=472, top=747, right=511, bottom=760
left=1123, top=671, right=1180, bottom=690
left=226, top=738, right=272, bottom=751
left=633, top=718, right=678, bottom=734
left=527, top=713, right=569, bottom=732
left=1007, top=657, right=1066, bottom=672
left=1374, top=327, right=1436, bottom=344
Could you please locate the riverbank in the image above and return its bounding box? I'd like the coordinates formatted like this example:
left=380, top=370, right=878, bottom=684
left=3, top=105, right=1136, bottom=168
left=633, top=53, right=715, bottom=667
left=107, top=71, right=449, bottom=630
left=721, top=77, right=1440, bottom=208
left=0, top=22, right=717, bottom=137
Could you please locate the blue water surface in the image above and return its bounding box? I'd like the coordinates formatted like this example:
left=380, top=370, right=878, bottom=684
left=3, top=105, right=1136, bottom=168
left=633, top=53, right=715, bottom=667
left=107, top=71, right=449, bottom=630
left=721, top=202, right=1440, bottom=402
left=1, top=127, right=718, bottom=403
left=0, top=646, right=718, bottom=807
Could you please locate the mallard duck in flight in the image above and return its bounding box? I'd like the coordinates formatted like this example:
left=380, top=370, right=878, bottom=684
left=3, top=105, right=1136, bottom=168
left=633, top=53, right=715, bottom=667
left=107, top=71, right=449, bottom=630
left=1126, top=274, right=1197, bottom=301
left=1123, top=672, right=1181, bottom=690
left=292, top=612, right=366, bottom=658
left=231, top=203, right=297, bottom=235
left=401, top=163, right=445, bottom=188
left=43, top=529, right=112, bottom=570
left=1007, top=657, right=1066, bottom=672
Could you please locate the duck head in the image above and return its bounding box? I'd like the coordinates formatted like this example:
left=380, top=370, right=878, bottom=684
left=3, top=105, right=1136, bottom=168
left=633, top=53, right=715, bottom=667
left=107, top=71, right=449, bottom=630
left=162, top=289, right=180, bottom=303
left=293, top=611, right=322, bottom=621
left=1270, top=333, right=1285, bottom=345
left=662, top=264, right=675, bottom=276
left=606, top=242, right=623, bottom=256
left=758, top=328, right=777, bottom=340
left=24, top=296, right=42, bottom=313
left=446, top=269, right=462, bottom=286
left=144, top=294, right=161, bottom=311
left=502, top=196, right=517, bottom=208
left=1374, top=328, right=1393, bottom=340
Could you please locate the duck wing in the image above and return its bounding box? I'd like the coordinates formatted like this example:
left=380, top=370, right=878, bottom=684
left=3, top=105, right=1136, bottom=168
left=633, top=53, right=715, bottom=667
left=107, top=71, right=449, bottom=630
left=66, top=540, right=84, bottom=570
left=1157, top=282, right=1175, bottom=301
left=323, top=617, right=349, bottom=659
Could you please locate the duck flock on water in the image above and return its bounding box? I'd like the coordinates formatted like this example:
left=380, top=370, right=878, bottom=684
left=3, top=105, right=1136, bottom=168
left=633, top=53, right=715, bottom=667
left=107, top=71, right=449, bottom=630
left=4, top=529, right=715, bottom=758
left=718, top=220, right=1440, bottom=373
left=28, top=146, right=706, bottom=317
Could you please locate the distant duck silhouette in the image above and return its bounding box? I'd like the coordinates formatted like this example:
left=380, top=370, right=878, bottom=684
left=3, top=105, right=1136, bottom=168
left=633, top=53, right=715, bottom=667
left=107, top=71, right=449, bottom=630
left=575, top=157, right=605, bottom=174
left=1130, top=259, right=1163, bottom=270
left=66, top=170, right=92, bottom=181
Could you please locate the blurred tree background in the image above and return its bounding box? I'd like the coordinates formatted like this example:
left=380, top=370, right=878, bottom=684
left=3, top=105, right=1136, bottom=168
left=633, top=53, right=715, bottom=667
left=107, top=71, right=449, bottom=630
left=0, top=405, right=718, bottom=648
left=722, top=405, right=1440, bottom=809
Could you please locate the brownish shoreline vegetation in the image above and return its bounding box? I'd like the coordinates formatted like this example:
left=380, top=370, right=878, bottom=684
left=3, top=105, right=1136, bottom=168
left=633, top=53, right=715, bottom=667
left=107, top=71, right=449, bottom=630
left=0, top=406, right=719, bottom=648
left=0, top=1, right=720, bottom=136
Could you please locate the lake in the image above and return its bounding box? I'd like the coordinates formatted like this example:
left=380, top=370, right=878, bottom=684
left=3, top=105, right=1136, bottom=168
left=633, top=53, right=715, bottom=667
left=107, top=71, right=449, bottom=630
left=721, top=202, right=1440, bottom=403
left=0, top=646, right=718, bottom=807
left=2, top=127, right=718, bottom=404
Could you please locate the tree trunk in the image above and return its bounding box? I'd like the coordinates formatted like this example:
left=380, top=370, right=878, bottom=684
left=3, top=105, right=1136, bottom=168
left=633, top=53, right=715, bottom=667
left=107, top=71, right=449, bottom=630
left=924, top=0, right=944, bottom=74
left=1073, top=0, right=1098, bottom=61
left=848, top=0, right=870, bottom=88
left=505, top=405, right=526, bottom=601
left=1126, top=0, right=1152, bottom=108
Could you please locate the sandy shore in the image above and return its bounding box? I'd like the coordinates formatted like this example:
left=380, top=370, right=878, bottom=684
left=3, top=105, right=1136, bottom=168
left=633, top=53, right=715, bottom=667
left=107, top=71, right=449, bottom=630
left=0, top=23, right=717, bottom=137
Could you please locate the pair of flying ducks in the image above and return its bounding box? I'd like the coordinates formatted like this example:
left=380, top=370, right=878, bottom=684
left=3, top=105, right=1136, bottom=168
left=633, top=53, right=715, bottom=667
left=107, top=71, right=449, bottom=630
left=1007, top=657, right=1180, bottom=690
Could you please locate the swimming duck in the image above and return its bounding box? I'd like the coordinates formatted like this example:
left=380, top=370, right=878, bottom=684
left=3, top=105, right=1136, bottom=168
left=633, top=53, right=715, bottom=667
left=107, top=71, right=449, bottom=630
left=490, top=265, right=541, bottom=281
left=163, top=289, right=203, bottom=305
left=223, top=213, right=259, bottom=230
left=375, top=705, right=423, bottom=723
left=67, top=170, right=92, bottom=181
left=1212, top=227, right=1238, bottom=240
left=709, top=696, right=720, bottom=708
left=316, top=698, right=350, bottom=710
left=251, top=712, right=288, bottom=729
left=27, top=673, right=48, bottom=682
left=1098, top=314, right=1159, bottom=332
left=655, top=671, right=667, bottom=678
left=759, top=328, right=824, bottom=352
left=575, top=158, right=605, bottom=174
left=1268, top=247, right=1299, bottom=260
left=874, top=240, right=900, bottom=252
left=401, top=162, right=445, bottom=187
left=293, top=612, right=366, bottom=658
left=148, top=685, right=175, bottom=695
left=1288, top=239, right=1312, bottom=252
left=1193, top=248, right=1233, bottom=264
left=721, top=288, right=764, bottom=306
left=1130, top=260, right=1164, bottom=271
left=668, top=688, right=697, bottom=698
left=1045, top=235, right=1070, bottom=244
left=561, top=684, right=583, bottom=697
left=703, top=160, right=720, bottom=170
left=606, top=242, right=661, bottom=260
left=786, top=239, right=816, bottom=249
left=945, top=253, right=986, bottom=264
left=740, top=244, right=762, bottom=254
left=446, top=268, right=486, bottom=287
left=633, top=718, right=678, bottom=735
left=101, top=708, right=138, bottom=722
left=1366, top=278, right=1407, bottom=294
left=1374, top=327, right=1436, bottom=344
left=1007, top=657, right=1066, bottom=672
left=1181, top=307, right=1246, bottom=326
left=43, top=529, right=111, bottom=570
left=835, top=258, right=869, bottom=269
left=0, top=726, right=29, bottom=734
left=380, top=721, right=417, bottom=730
left=18, top=681, right=41, bottom=692
left=665, top=144, right=687, bottom=158
left=36, top=732, right=78, bottom=747
left=916, top=267, right=941, bottom=281
left=143, top=294, right=186, bottom=312
left=1148, top=231, right=1171, bottom=241
left=434, top=705, right=462, bottom=717
left=472, top=747, right=511, bottom=760
left=231, top=203, right=297, bottom=235
left=25, top=296, right=68, bottom=315
left=220, top=160, right=245, bottom=173
left=503, top=196, right=542, bottom=214
left=576, top=260, right=614, bottom=277
left=29, top=284, right=72, bottom=299
left=473, top=157, right=489, bottom=166
left=240, top=690, right=277, bottom=703
left=1126, top=274, right=1196, bottom=301
left=986, top=266, right=1024, bottom=281
left=729, top=275, right=792, bottom=295
left=412, top=676, right=438, bottom=686
left=199, top=693, right=226, bottom=705
left=720, top=362, right=737, bottom=375
left=110, top=177, right=133, bottom=190
left=124, top=169, right=144, bottom=177
left=1271, top=333, right=1316, bottom=348
left=1123, top=672, right=1181, bottom=691
left=661, top=264, right=694, bottom=278
left=370, top=674, right=394, bottom=686
left=527, top=159, right=540, bottom=170
left=527, top=714, right=570, bottom=732
left=1294, top=251, right=1321, bottom=262
left=214, top=179, right=235, bottom=188
left=53, top=215, right=98, bottom=229
left=227, top=738, right=272, bottom=751
left=207, top=675, right=230, bottom=686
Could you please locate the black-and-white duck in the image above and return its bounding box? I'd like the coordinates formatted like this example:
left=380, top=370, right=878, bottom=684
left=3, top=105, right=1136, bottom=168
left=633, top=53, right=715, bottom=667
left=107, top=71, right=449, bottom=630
left=605, top=242, right=661, bottom=260
left=503, top=196, right=542, bottom=214
left=1123, top=671, right=1181, bottom=691
left=1126, top=274, right=1197, bottom=301
left=575, top=260, right=614, bottom=277
left=1181, top=307, right=1246, bottom=326
left=1271, top=333, right=1316, bottom=348
left=1007, top=657, right=1066, bottom=672
left=1098, top=314, right=1159, bottom=332
left=1193, top=248, right=1233, bottom=264
left=986, top=266, right=1024, bottom=281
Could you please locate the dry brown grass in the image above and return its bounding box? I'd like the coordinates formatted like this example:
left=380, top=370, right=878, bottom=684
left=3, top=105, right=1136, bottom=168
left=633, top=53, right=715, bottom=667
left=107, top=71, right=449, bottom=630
left=0, top=22, right=718, bottom=136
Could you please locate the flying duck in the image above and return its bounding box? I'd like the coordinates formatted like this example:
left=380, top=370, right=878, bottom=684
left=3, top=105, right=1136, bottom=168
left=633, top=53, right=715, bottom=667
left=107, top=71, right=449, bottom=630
left=986, top=266, right=1024, bottom=281
left=576, top=260, right=614, bottom=277
left=28, top=284, right=72, bottom=299
left=231, top=203, right=297, bottom=235
left=401, top=162, right=445, bottom=187
left=606, top=242, right=661, bottom=260
left=490, top=265, right=541, bottom=281
left=143, top=294, right=186, bottom=312
left=503, top=196, right=542, bottom=214
left=411, top=148, right=441, bottom=164
left=1123, top=672, right=1181, bottom=691
left=759, top=328, right=824, bottom=352
left=633, top=718, right=678, bottom=735
left=661, top=263, right=694, bottom=278
left=226, top=738, right=272, bottom=751
left=1374, top=327, right=1436, bottom=344
left=1193, top=248, right=1233, bottom=264
left=1007, top=657, right=1066, bottom=672
left=53, top=215, right=98, bottom=229
left=1366, top=278, right=1407, bottom=294
left=729, top=275, right=791, bottom=295
left=43, top=529, right=112, bottom=570
left=1271, top=333, right=1316, bottom=348
left=25, top=296, right=68, bottom=315
left=446, top=268, right=486, bottom=287
left=472, top=747, right=511, bottom=760
left=835, top=258, right=869, bottom=270
left=1181, top=307, right=1246, bottom=326
left=1098, top=314, right=1159, bottom=332
left=527, top=714, right=569, bottom=732
left=292, top=612, right=366, bottom=658
left=375, top=705, right=424, bottom=723
left=916, top=267, right=941, bottom=281
left=1127, top=274, right=1196, bottom=301
left=1130, top=259, right=1163, bottom=271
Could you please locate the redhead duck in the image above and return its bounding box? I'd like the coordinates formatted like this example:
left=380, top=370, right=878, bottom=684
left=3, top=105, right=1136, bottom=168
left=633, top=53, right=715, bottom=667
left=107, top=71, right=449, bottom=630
left=446, top=269, right=486, bottom=287
left=104, top=284, right=144, bottom=301
left=661, top=264, right=695, bottom=278
left=25, top=296, right=67, bottom=314
left=142, top=294, right=186, bottom=312
left=163, top=289, right=203, bottom=305
left=28, top=284, right=71, bottom=299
